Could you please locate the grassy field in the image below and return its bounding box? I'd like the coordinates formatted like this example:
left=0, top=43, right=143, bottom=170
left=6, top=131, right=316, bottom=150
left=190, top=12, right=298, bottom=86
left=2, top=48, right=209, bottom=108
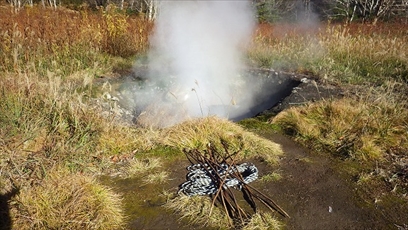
left=249, top=21, right=408, bottom=84
left=1, top=5, right=407, bottom=229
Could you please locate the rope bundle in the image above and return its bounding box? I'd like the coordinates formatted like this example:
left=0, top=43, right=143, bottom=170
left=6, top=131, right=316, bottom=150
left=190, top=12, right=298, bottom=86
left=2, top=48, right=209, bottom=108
left=177, top=142, right=289, bottom=227
left=179, top=162, right=259, bottom=196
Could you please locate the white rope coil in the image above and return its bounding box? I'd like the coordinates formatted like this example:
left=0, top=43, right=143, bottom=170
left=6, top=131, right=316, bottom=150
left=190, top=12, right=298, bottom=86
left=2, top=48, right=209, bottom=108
left=179, top=162, right=258, bottom=196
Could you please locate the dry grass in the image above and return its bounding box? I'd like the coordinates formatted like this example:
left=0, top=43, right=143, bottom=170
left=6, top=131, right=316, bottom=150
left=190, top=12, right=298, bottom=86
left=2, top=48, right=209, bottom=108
left=135, top=101, right=190, bottom=128
left=160, top=116, right=283, bottom=164
left=244, top=212, right=283, bottom=230
left=1, top=4, right=407, bottom=228
left=271, top=82, right=408, bottom=194
left=272, top=83, right=408, bottom=162
left=165, top=194, right=284, bottom=229
left=142, top=171, right=169, bottom=184
left=164, top=194, right=231, bottom=228
left=0, top=5, right=151, bottom=75
left=249, top=22, right=408, bottom=84
left=0, top=7, right=154, bottom=226
left=0, top=72, right=103, bottom=186
left=97, top=125, right=159, bottom=155
left=260, top=171, right=283, bottom=183
left=126, top=158, right=162, bottom=176
left=10, top=168, right=124, bottom=230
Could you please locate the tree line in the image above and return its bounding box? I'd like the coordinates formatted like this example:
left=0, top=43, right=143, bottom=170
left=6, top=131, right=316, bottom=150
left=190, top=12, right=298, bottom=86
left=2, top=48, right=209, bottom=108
left=256, top=0, right=408, bottom=23
left=5, top=0, right=408, bottom=22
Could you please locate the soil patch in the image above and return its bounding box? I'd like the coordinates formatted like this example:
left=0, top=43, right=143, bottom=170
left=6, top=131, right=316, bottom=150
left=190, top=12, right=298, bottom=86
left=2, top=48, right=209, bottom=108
left=262, top=133, right=394, bottom=229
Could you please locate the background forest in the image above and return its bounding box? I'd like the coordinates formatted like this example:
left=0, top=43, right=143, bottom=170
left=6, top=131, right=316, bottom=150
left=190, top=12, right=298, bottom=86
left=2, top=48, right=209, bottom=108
left=5, top=0, right=408, bottom=23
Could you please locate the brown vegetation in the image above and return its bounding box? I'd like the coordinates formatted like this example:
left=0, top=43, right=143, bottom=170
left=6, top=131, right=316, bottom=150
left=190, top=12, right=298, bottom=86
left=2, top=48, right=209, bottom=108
left=0, top=5, right=151, bottom=74
left=250, top=21, right=408, bottom=84
left=10, top=169, right=124, bottom=230
left=271, top=82, right=408, bottom=196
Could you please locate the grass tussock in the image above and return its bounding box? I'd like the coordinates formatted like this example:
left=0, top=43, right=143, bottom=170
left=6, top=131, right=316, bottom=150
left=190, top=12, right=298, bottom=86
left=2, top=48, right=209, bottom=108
left=126, top=158, right=162, bottom=176
left=249, top=22, right=408, bottom=84
left=0, top=61, right=157, bottom=228
left=272, top=84, right=408, bottom=162
left=0, top=69, right=159, bottom=181
left=97, top=125, right=159, bottom=155
left=0, top=7, right=161, bottom=224
left=142, top=171, right=169, bottom=184
left=0, top=72, right=102, bottom=185
left=161, top=116, right=283, bottom=164
left=165, top=195, right=283, bottom=229
left=244, top=212, right=283, bottom=230
left=164, top=195, right=230, bottom=228
left=271, top=82, right=408, bottom=194
left=260, top=171, right=283, bottom=183
left=10, top=169, right=124, bottom=230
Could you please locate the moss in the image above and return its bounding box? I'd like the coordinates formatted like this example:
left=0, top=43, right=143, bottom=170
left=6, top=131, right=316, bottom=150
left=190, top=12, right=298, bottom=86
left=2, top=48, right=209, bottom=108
left=144, top=145, right=184, bottom=158
left=98, top=175, right=174, bottom=229
left=239, top=117, right=281, bottom=134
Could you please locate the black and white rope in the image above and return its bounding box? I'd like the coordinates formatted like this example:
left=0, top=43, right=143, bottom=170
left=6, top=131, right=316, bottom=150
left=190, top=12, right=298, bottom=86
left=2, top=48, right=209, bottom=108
left=179, top=162, right=258, bottom=196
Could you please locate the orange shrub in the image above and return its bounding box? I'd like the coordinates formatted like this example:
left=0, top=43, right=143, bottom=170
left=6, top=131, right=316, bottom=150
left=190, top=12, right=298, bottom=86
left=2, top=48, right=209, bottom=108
left=0, top=5, right=152, bottom=72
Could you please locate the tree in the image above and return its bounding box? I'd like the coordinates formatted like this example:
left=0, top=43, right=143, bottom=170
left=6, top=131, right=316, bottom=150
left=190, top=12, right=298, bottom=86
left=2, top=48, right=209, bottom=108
left=323, top=0, right=396, bottom=22
left=254, top=0, right=297, bottom=22
left=357, top=0, right=395, bottom=22
left=143, top=0, right=157, bottom=20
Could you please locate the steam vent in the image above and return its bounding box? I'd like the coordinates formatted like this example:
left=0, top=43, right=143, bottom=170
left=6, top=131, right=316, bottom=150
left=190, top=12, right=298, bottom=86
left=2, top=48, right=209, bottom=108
left=104, top=68, right=300, bottom=127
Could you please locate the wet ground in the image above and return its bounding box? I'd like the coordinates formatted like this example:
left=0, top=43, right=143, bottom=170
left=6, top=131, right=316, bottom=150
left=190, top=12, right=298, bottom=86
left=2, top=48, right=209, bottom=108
left=263, top=133, right=391, bottom=230
left=100, top=131, right=406, bottom=229
left=97, top=69, right=407, bottom=229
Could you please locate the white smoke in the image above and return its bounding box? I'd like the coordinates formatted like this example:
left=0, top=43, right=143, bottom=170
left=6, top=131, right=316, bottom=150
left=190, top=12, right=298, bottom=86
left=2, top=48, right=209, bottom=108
left=136, top=1, right=256, bottom=127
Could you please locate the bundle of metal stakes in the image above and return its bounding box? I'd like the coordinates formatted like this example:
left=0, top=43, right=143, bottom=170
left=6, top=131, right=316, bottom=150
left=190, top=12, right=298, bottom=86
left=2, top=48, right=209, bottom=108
left=180, top=141, right=289, bottom=227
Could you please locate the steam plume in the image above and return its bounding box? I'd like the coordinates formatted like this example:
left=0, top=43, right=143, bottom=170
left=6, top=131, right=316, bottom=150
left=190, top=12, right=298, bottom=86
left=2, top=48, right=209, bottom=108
left=137, top=1, right=256, bottom=127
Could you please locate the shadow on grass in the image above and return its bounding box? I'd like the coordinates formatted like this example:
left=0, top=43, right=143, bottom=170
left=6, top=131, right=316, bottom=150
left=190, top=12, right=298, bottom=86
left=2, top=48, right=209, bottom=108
left=0, top=188, right=19, bottom=230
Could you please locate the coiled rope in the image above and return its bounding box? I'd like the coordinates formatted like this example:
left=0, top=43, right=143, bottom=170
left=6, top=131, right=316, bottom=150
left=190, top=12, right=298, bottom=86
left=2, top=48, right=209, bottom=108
left=179, top=162, right=258, bottom=196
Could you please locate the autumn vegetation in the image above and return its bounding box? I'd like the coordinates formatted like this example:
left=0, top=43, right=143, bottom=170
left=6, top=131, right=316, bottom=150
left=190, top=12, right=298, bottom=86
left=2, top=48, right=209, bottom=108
left=0, top=3, right=407, bottom=229
left=253, top=19, right=408, bottom=209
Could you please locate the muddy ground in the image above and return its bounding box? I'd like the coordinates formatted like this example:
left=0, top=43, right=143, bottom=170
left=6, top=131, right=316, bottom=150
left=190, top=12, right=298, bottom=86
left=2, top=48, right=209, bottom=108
left=103, top=131, right=406, bottom=229
left=98, top=75, right=407, bottom=230
left=262, top=78, right=407, bottom=229
left=264, top=133, right=393, bottom=230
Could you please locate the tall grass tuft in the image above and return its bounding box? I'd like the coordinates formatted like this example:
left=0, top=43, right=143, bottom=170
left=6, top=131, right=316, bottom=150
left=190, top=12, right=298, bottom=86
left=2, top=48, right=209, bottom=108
left=0, top=72, right=101, bottom=189
left=164, top=195, right=230, bottom=228
left=271, top=83, right=408, bottom=162
left=165, top=195, right=283, bottom=229
left=161, top=116, right=283, bottom=164
left=10, top=169, right=124, bottom=230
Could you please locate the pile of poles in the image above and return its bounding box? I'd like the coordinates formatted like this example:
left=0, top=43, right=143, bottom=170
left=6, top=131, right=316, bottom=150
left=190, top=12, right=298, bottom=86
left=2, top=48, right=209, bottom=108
left=182, top=140, right=289, bottom=227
